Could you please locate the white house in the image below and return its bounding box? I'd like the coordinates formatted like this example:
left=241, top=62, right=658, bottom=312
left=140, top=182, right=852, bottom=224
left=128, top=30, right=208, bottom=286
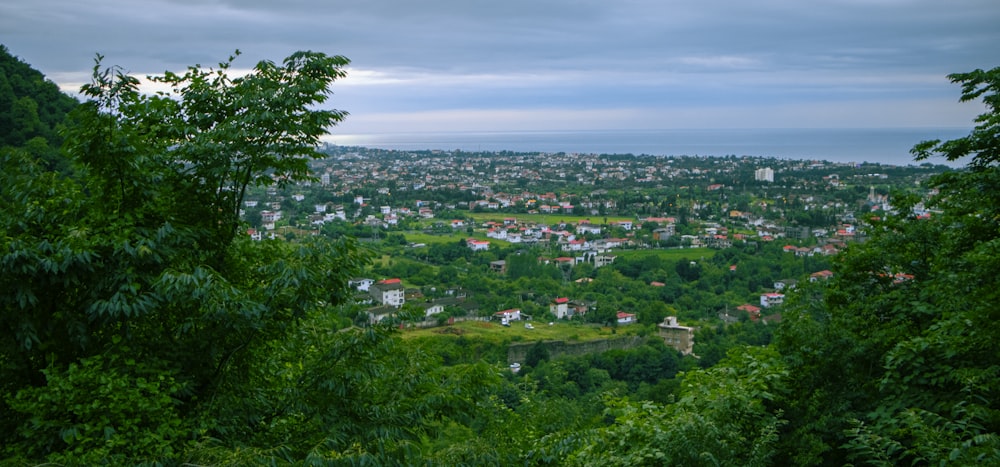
left=612, top=220, right=633, bottom=230
left=261, top=210, right=282, bottom=222
left=467, top=239, right=490, bottom=251
left=421, top=302, right=445, bottom=318
left=495, top=308, right=522, bottom=323
left=370, top=278, right=405, bottom=308
left=760, top=292, right=785, bottom=308
left=616, top=311, right=637, bottom=325
left=349, top=278, right=375, bottom=292
left=576, top=224, right=602, bottom=235
left=550, top=297, right=570, bottom=319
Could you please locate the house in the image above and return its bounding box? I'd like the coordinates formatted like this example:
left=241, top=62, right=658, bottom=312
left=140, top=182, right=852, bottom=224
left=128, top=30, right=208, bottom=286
left=760, top=292, right=785, bottom=308
left=370, top=278, right=405, bottom=308
left=553, top=257, right=576, bottom=266
left=592, top=254, right=616, bottom=268
left=467, top=239, right=490, bottom=251
left=261, top=210, right=282, bottom=222
left=810, top=270, right=834, bottom=281
left=737, top=304, right=762, bottom=321
left=489, top=260, right=507, bottom=274
left=576, top=223, right=602, bottom=235
left=892, top=272, right=915, bottom=284
left=366, top=305, right=397, bottom=324
left=349, top=278, right=375, bottom=292
left=550, top=297, right=570, bottom=319
left=774, top=279, right=797, bottom=291
left=420, top=302, right=445, bottom=318
left=568, top=300, right=590, bottom=316
left=616, top=311, right=636, bottom=325
left=495, top=308, right=522, bottom=324
left=652, top=226, right=675, bottom=241
left=611, top=220, right=633, bottom=230
left=430, top=297, right=469, bottom=315
left=658, top=316, right=695, bottom=355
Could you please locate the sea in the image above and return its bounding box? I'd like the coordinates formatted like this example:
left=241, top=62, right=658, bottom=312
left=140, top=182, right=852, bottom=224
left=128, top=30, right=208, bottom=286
left=325, top=128, right=971, bottom=167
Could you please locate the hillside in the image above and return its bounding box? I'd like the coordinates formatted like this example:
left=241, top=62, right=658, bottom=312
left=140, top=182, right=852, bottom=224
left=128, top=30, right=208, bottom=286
left=0, top=44, right=78, bottom=169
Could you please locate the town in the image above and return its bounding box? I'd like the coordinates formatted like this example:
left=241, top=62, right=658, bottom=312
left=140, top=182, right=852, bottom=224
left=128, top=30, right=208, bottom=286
left=239, top=145, right=948, bottom=355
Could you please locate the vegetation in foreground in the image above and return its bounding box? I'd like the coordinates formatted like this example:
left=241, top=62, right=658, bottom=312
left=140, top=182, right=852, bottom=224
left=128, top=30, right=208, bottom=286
left=1, top=45, right=998, bottom=465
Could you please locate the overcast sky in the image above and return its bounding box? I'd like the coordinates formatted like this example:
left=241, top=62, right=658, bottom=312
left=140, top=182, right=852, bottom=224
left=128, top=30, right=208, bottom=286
left=3, top=0, right=998, bottom=135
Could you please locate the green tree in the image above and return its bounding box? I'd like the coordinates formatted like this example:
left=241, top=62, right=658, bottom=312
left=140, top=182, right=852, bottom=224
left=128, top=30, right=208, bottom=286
left=774, top=66, right=1000, bottom=465
left=533, top=347, right=787, bottom=466
left=1, top=50, right=368, bottom=464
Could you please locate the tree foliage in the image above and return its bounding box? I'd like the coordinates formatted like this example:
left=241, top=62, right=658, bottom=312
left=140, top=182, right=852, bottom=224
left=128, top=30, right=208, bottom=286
left=773, top=66, right=1000, bottom=465
left=0, top=50, right=369, bottom=464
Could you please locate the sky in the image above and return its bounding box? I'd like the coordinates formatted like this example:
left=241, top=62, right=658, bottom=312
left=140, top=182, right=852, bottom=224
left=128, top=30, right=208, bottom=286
left=2, top=0, right=999, bottom=135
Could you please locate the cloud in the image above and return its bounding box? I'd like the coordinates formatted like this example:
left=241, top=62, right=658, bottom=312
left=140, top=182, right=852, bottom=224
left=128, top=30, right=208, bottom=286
left=3, top=0, right=998, bottom=135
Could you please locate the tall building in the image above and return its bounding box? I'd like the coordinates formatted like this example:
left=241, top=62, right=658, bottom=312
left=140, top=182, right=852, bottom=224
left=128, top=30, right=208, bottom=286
left=755, top=167, right=774, bottom=182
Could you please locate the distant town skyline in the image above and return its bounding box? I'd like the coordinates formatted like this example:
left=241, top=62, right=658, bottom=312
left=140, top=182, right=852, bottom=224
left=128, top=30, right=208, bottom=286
left=3, top=0, right=998, bottom=134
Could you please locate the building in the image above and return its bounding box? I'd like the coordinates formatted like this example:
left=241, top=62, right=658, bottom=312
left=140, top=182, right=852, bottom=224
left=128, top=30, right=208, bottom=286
left=652, top=224, right=675, bottom=241
left=467, top=239, right=490, bottom=251
left=737, top=304, right=762, bottom=321
left=658, top=316, right=695, bottom=355
left=495, top=308, right=522, bottom=324
left=489, top=260, right=507, bottom=274
left=616, top=311, right=636, bottom=325
left=370, top=278, right=405, bottom=308
left=810, top=270, right=834, bottom=281
left=755, top=167, right=775, bottom=182
left=550, top=297, right=570, bottom=319
left=349, top=278, right=375, bottom=292
left=260, top=210, right=282, bottom=222
left=760, top=292, right=785, bottom=308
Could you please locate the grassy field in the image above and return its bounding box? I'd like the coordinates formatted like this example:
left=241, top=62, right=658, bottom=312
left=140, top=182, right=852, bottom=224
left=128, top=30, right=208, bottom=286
left=402, top=231, right=466, bottom=245
left=399, top=318, right=639, bottom=343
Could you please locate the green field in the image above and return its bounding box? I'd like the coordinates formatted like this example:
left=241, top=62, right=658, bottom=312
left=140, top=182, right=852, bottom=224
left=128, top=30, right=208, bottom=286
left=400, top=318, right=638, bottom=343
left=401, top=231, right=467, bottom=245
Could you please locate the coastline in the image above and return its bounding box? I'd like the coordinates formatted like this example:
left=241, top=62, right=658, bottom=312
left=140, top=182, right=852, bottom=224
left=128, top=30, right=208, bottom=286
left=323, top=127, right=970, bottom=167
